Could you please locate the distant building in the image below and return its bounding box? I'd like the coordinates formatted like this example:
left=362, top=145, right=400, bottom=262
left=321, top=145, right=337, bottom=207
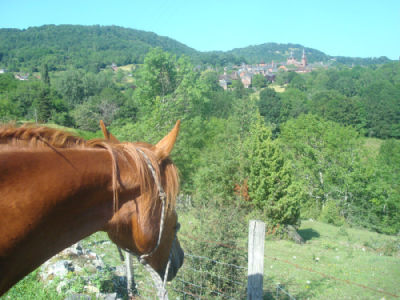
left=111, top=63, right=118, bottom=72
left=15, top=74, right=29, bottom=81
left=279, top=65, right=288, bottom=71
left=286, top=49, right=308, bottom=68
left=301, top=48, right=307, bottom=67
left=240, top=73, right=252, bottom=88
left=287, top=50, right=297, bottom=65
left=218, top=69, right=233, bottom=90
left=265, top=74, right=276, bottom=83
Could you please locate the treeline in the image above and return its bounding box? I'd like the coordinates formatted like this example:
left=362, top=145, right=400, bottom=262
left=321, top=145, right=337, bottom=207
left=227, top=43, right=391, bottom=65
left=0, top=25, right=245, bottom=72
left=0, top=49, right=399, bottom=235
left=227, top=42, right=329, bottom=64
left=0, top=25, right=391, bottom=73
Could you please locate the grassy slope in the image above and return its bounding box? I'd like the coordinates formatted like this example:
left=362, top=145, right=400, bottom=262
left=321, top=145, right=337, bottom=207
left=264, top=220, right=399, bottom=299
left=178, top=210, right=400, bottom=300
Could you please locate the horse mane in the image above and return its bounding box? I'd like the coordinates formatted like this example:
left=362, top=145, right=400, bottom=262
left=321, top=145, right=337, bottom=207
left=0, top=124, right=87, bottom=148
left=0, top=124, right=179, bottom=215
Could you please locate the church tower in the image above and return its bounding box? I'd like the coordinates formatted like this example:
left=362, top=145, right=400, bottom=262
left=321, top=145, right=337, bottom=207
left=301, top=49, right=307, bottom=67
left=287, top=50, right=296, bottom=65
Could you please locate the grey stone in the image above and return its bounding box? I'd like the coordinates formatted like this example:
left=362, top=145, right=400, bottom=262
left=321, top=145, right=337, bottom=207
left=64, top=294, right=91, bottom=300
left=101, top=293, right=117, bottom=300
left=42, top=260, right=74, bottom=280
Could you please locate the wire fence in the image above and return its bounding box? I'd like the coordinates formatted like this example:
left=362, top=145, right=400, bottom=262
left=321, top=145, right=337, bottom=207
left=128, top=226, right=399, bottom=300
left=132, top=251, right=248, bottom=299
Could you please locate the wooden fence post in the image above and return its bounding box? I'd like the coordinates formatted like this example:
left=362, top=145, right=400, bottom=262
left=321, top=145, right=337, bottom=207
left=247, top=220, right=265, bottom=300
left=125, top=251, right=135, bottom=297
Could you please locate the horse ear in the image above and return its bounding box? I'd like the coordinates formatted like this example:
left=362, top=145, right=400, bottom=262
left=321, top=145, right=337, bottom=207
left=155, top=120, right=180, bottom=161
left=100, top=120, right=120, bottom=143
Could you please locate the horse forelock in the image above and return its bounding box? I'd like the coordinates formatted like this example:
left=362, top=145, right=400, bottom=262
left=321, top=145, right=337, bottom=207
left=117, top=143, right=179, bottom=216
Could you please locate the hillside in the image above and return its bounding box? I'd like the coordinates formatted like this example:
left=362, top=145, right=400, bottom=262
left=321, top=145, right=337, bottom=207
left=0, top=25, right=198, bottom=71
left=227, top=42, right=392, bottom=65
left=227, top=42, right=329, bottom=64
left=0, top=25, right=392, bottom=72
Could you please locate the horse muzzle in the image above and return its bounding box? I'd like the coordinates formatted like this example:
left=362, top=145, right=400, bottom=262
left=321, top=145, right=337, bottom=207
left=161, top=238, right=184, bottom=281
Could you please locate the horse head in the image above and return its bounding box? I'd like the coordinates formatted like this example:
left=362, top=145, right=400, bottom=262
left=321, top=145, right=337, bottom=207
left=101, top=121, right=184, bottom=281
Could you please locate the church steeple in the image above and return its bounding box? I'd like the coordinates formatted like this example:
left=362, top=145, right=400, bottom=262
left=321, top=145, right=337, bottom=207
left=301, top=48, right=307, bottom=67
left=287, top=50, right=296, bottom=65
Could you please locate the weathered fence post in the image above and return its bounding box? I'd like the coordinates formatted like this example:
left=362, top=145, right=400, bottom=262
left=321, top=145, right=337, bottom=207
left=247, top=220, right=265, bottom=300
left=125, top=251, right=135, bottom=297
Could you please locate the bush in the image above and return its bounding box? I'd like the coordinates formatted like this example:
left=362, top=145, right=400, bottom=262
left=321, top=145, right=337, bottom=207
left=319, top=200, right=345, bottom=226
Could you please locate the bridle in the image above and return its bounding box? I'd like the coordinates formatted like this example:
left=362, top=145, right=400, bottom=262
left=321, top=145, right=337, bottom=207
left=120, top=148, right=179, bottom=299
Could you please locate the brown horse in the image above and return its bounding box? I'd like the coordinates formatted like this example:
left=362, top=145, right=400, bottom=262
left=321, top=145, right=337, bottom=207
left=0, top=120, right=184, bottom=295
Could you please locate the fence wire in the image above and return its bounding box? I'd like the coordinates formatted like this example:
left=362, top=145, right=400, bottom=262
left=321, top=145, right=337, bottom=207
left=126, top=229, right=398, bottom=300
left=131, top=251, right=247, bottom=299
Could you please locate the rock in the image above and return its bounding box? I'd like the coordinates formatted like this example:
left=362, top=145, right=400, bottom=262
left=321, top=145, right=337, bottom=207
left=60, top=243, right=83, bottom=257
left=56, top=281, right=68, bottom=293
left=83, top=263, right=97, bottom=273
left=74, top=265, right=83, bottom=273
left=41, top=260, right=74, bottom=281
left=70, top=243, right=84, bottom=256
left=84, top=285, right=100, bottom=294
left=85, top=250, right=98, bottom=259
left=114, top=265, right=126, bottom=276
left=64, top=294, right=91, bottom=300
left=285, top=225, right=305, bottom=244
left=101, top=293, right=117, bottom=300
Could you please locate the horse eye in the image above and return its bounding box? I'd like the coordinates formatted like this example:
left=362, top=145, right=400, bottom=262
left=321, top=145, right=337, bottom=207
left=175, top=222, right=181, bottom=232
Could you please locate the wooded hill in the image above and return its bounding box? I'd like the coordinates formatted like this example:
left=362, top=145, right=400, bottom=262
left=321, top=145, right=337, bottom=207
left=227, top=42, right=392, bottom=65
left=0, top=25, right=392, bottom=72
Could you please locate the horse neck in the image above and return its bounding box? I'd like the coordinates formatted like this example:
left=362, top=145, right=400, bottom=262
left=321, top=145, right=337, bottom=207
left=0, top=148, right=115, bottom=295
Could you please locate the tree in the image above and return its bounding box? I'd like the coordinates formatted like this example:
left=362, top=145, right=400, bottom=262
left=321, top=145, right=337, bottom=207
left=252, top=74, right=267, bottom=89
left=40, top=63, right=50, bottom=86
left=373, top=139, right=400, bottom=234
left=361, top=80, right=400, bottom=138
left=134, top=48, right=178, bottom=116
left=246, top=118, right=300, bottom=230
left=308, top=90, right=363, bottom=127
left=36, top=86, right=52, bottom=123
left=257, top=87, right=281, bottom=125
left=279, top=114, right=364, bottom=222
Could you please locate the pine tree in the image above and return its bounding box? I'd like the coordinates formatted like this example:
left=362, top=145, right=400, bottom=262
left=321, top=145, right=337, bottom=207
left=41, top=63, right=50, bottom=86
left=246, top=118, right=300, bottom=230
left=36, top=86, right=52, bottom=123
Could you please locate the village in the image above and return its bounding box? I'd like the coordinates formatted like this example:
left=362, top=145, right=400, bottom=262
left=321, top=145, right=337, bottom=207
left=2, top=49, right=324, bottom=89
left=218, top=49, right=315, bottom=89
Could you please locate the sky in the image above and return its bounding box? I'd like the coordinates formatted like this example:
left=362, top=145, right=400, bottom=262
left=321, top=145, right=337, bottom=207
left=0, top=0, right=399, bottom=59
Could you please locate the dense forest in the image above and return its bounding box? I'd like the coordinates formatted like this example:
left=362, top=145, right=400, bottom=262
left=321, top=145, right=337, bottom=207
left=1, top=44, right=399, bottom=236
left=0, top=25, right=393, bottom=72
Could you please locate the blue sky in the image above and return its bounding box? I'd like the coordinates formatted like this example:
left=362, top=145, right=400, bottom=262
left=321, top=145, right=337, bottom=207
left=0, top=0, right=398, bottom=59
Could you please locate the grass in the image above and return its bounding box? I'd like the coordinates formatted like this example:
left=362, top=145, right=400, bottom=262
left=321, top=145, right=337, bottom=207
left=270, top=84, right=286, bottom=93
left=1, top=270, right=62, bottom=300
left=263, top=220, right=400, bottom=299
left=174, top=210, right=400, bottom=299
left=362, top=137, right=383, bottom=159
left=117, top=64, right=135, bottom=72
